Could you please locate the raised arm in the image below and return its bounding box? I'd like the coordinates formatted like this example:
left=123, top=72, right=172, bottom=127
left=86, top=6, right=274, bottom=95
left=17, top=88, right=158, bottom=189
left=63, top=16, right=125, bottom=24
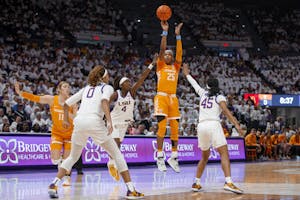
left=175, top=23, right=183, bottom=64
left=14, top=81, right=54, bottom=105
left=131, top=53, right=158, bottom=97
left=219, top=101, right=243, bottom=136
left=182, top=63, right=204, bottom=96
left=159, top=21, right=169, bottom=60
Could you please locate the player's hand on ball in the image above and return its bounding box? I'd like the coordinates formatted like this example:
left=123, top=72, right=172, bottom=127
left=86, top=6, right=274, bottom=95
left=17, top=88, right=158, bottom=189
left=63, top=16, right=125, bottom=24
left=161, top=21, right=169, bottom=31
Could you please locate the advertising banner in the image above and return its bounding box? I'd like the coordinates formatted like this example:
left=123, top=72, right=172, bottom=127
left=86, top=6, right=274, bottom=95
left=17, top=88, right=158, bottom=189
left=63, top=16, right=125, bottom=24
left=0, top=136, right=245, bottom=167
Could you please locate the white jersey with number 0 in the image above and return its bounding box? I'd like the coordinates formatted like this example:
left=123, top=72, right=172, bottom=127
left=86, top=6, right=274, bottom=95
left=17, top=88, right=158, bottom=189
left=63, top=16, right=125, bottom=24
left=66, top=83, right=114, bottom=131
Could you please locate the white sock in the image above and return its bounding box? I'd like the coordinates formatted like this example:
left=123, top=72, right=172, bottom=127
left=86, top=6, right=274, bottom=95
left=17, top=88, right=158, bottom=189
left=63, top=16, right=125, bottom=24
left=126, top=182, right=135, bottom=192
left=52, top=177, right=61, bottom=186
left=171, top=151, right=178, bottom=158
left=108, top=159, right=115, bottom=166
left=225, top=177, right=233, bottom=183
left=194, top=177, right=201, bottom=185
left=157, top=151, right=164, bottom=158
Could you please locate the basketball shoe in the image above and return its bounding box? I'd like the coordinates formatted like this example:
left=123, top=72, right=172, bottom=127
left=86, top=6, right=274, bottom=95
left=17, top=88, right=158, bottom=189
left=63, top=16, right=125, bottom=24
left=191, top=183, right=202, bottom=192
left=108, top=163, right=120, bottom=181
left=62, top=175, right=71, bottom=186
left=126, top=189, right=145, bottom=199
left=167, top=157, right=180, bottom=173
left=224, top=182, right=243, bottom=194
left=48, top=183, right=58, bottom=198
left=156, top=157, right=167, bottom=172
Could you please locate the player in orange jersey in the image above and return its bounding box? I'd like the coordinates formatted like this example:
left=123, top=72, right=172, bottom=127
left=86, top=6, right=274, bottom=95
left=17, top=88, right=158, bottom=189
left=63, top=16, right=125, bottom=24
left=154, top=21, right=183, bottom=173
left=14, top=81, right=77, bottom=186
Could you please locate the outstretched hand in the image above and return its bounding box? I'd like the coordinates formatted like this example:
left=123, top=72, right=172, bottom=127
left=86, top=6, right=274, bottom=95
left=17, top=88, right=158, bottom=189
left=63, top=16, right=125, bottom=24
left=175, top=23, right=183, bottom=35
left=161, top=21, right=169, bottom=31
left=152, top=53, right=158, bottom=65
left=182, top=63, right=190, bottom=77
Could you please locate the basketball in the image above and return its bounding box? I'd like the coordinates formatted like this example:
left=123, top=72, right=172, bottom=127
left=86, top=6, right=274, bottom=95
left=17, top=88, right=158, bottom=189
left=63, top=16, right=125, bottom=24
left=156, top=5, right=172, bottom=21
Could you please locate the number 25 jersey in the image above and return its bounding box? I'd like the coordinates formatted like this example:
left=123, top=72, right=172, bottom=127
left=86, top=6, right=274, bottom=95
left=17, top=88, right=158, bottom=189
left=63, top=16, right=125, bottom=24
left=156, top=58, right=180, bottom=94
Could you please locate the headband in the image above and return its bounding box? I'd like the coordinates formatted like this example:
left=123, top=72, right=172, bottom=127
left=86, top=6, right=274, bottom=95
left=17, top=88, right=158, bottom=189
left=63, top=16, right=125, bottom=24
left=102, top=69, right=108, bottom=78
left=119, top=77, right=129, bottom=86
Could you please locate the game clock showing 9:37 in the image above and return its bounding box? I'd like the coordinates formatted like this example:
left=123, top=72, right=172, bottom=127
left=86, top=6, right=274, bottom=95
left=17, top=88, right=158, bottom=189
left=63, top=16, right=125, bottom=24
left=244, top=94, right=300, bottom=107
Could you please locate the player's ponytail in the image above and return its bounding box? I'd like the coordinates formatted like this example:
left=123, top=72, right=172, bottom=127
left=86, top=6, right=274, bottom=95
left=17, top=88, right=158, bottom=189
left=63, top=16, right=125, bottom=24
left=206, top=77, right=220, bottom=97
left=88, top=65, right=106, bottom=86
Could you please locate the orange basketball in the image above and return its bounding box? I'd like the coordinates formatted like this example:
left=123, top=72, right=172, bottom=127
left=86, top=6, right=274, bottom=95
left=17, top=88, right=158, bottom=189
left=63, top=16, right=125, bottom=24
left=156, top=5, right=172, bottom=21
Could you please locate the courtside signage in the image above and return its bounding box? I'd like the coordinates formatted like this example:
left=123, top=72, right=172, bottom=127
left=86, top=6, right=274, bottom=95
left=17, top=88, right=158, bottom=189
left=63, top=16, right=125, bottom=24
left=0, top=136, right=245, bottom=166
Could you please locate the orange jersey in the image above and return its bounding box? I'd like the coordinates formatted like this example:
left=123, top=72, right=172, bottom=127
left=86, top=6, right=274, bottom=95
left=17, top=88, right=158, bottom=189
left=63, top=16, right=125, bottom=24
left=259, top=135, right=265, bottom=145
left=289, top=135, right=300, bottom=145
left=271, top=135, right=278, bottom=145
left=278, top=134, right=286, bottom=143
left=50, top=96, right=74, bottom=136
left=245, top=133, right=257, bottom=146
left=156, top=58, right=180, bottom=94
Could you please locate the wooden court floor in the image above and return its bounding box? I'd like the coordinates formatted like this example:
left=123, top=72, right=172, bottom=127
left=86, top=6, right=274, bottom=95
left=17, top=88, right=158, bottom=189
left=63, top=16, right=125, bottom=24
left=0, top=160, right=299, bottom=200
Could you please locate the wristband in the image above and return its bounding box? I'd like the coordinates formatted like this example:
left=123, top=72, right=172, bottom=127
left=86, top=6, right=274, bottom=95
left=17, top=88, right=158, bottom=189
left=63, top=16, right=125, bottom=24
left=148, top=64, right=154, bottom=70
left=176, top=35, right=181, bottom=40
left=161, top=31, right=168, bottom=36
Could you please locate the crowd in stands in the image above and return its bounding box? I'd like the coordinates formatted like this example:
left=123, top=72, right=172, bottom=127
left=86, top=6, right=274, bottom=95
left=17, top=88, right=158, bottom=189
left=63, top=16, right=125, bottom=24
left=252, top=56, right=300, bottom=94
left=174, top=2, right=250, bottom=41
left=0, top=0, right=138, bottom=45
left=0, top=0, right=66, bottom=44
left=247, top=8, right=300, bottom=53
left=0, top=0, right=299, bottom=160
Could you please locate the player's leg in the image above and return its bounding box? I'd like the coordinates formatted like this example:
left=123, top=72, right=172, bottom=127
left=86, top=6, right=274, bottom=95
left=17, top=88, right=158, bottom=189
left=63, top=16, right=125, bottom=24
left=100, top=138, right=144, bottom=199
left=50, top=135, right=63, bottom=167
left=48, top=143, right=85, bottom=198
left=213, top=122, right=243, bottom=194
left=108, top=125, right=127, bottom=181
left=154, top=95, right=168, bottom=171
left=167, top=96, right=181, bottom=172
left=192, top=123, right=211, bottom=192
left=167, top=119, right=180, bottom=172
left=62, top=139, right=72, bottom=186
left=48, top=132, right=88, bottom=198
left=192, top=149, right=210, bottom=192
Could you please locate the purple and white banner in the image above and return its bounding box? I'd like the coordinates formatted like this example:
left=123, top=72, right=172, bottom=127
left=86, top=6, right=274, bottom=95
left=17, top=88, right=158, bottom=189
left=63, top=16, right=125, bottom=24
left=0, top=135, right=245, bottom=167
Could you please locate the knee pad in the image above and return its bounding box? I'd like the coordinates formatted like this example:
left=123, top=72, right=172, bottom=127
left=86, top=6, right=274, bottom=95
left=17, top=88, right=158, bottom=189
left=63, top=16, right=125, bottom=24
left=51, top=158, right=62, bottom=165
left=157, top=117, right=167, bottom=138
left=169, top=120, right=179, bottom=141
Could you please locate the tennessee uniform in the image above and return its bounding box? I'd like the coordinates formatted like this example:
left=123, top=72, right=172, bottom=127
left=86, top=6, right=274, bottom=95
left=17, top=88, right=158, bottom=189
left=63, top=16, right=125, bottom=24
left=154, top=58, right=180, bottom=119
left=50, top=95, right=74, bottom=153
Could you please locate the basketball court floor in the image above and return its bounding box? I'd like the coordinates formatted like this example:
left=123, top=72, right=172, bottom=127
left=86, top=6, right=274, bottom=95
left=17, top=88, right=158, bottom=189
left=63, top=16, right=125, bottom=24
left=0, top=160, right=299, bottom=200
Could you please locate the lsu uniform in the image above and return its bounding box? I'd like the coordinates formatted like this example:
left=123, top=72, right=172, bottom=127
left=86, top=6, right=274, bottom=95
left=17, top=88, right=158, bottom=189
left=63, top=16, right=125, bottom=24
left=154, top=57, right=181, bottom=119
left=186, top=75, right=227, bottom=150
left=111, top=90, right=134, bottom=141
left=50, top=95, right=74, bottom=151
